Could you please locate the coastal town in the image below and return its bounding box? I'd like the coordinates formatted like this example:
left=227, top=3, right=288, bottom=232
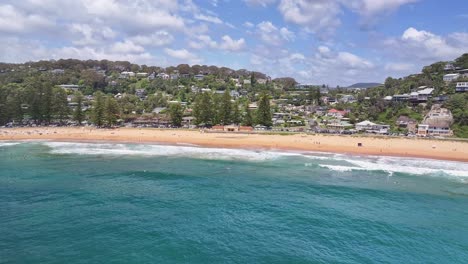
left=1, top=54, right=467, bottom=138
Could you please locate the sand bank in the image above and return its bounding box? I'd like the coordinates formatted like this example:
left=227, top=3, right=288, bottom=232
left=1, top=127, right=467, bottom=162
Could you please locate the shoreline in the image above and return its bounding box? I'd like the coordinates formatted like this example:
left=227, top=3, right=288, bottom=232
left=1, top=127, right=467, bottom=162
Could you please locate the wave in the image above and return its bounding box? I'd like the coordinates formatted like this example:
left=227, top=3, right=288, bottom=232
left=318, top=155, right=468, bottom=178
left=38, top=141, right=468, bottom=178
left=42, top=142, right=303, bottom=161
left=0, top=142, right=20, bottom=147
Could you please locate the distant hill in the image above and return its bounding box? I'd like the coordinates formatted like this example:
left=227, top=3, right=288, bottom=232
left=347, top=82, right=382, bottom=89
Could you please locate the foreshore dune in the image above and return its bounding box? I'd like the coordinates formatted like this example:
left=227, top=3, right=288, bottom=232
left=1, top=127, right=467, bottom=162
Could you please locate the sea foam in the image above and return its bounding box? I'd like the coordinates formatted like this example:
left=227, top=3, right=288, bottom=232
left=43, top=142, right=302, bottom=161
left=41, top=141, right=468, bottom=178
left=318, top=155, right=468, bottom=177
left=0, top=142, right=20, bottom=147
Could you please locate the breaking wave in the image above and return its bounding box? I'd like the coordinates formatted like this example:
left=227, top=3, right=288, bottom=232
left=37, top=141, right=468, bottom=178
left=42, top=142, right=303, bottom=161
left=318, top=155, right=468, bottom=177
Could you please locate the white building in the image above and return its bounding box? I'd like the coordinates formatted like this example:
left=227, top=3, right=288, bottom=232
left=355, top=120, right=390, bottom=134
left=443, top=73, right=460, bottom=82
left=456, top=82, right=468, bottom=92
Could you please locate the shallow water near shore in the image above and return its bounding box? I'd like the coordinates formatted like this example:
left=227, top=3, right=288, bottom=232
left=1, top=141, right=468, bottom=263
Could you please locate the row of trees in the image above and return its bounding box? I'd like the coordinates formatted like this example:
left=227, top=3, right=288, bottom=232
left=0, top=82, right=69, bottom=125
left=192, top=90, right=271, bottom=127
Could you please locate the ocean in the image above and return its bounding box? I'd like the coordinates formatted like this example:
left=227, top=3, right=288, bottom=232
left=1, top=141, right=468, bottom=263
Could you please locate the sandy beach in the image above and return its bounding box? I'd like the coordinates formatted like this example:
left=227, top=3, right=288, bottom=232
left=0, top=127, right=467, bottom=162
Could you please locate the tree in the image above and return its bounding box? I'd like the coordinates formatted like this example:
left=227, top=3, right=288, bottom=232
left=232, top=101, right=241, bottom=125
left=51, top=87, right=69, bottom=123
left=193, top=92, right=214, bottom=126
left=92, top=91, right=105, bottom=127
left=256, top=92, right=272, bottom=126
left=242, top=102, right=253, bottom=126
left=104, top=96, right=120, bottom=126
left=169, top=103, right=183, bottom=127
left=73, top=92, right=85, bottom=125
left=218, top=89, right=232, bottom=125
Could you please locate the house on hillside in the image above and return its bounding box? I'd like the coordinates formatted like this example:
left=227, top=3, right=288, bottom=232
left=456, top=82, right=468, bottom=92
left=157, top=73, right=170, bottom=80
left=194, top=74, right=205, bottom=81
left=396, top=116, right=417, bottom=133
left=58, top=84, right=80, bottom=91
left=444, top=62, right=455, bottom=71
left=392, top=94, right=410, bottom=102
left=418, top=104, right=453, bottom=136
left=119, top=71, right=135, bottom=78
left=135, top=89, right=146, bottom=99
left=327, top=109, right=348, bottom=119
left=443, top=73, right=460, bottom=82
left=409, top=88, right=434, bottom=103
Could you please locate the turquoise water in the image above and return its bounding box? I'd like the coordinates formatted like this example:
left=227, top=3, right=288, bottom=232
left=1, top=141, right=468, bottom=263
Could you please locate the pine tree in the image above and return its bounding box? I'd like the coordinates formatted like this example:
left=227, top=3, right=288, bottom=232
left=169, top=103, right=183, bottom=127
left=92, top=91, right=105, bottom=127
left=242, top=102, right=253, bottom=126
left=52, top=87, right=70, bottom=124
left=104, top=96, right=120, bottom=126
left=256, top=92, right=272, bottom=127
left=218, top=89, right=232, bottom=125
left=198, top=92, right=214, bottom=126
left=232, top=101, right=241, bottom=125
left=73, top=92, right=84, bottom=125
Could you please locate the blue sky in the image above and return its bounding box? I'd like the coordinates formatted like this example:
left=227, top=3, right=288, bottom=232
left=0, top=0, right=467, bottom=86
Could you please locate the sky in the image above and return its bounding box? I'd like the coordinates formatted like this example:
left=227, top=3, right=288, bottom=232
left=0, top=0, right=467, bottom=86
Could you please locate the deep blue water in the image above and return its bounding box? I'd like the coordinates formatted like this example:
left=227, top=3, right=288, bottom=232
left=1, top=141, right=468, bottom=263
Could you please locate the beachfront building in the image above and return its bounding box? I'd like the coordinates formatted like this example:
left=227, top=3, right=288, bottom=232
left=355, top=120, right=390, bottom=134
left=456, top=82, right=468, bottom=92
left=396, top=116, right=417, bottom=133
left=419, top=105, right=454, bottom=136
left=443, top=73, right=460, bottom=82
left=326, top=120, right=353, bottom=130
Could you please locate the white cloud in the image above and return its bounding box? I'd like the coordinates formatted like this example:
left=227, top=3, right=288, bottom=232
left=69, top=23, right=116, bottom=46
left=164, top=48, right=201, bottom=64
left=0, top=36, right=156, bottom=65
left=385, top=62, right=415, bottom=72
left=110, top=40, right=145, bottom=54
left=278, top=0, right=341, bottom=34
left=244, top=0, right=276, bottom=7
left=384, top=27, right=468, bottom=61
left=276, top=0, right=418, bottom=33
left=130, top=31, right=174, bottom=47
left=344, top=0, right=419, bottom=17
left=189, top=35, right=246, bottom=52
left=194, top=14, right=223, bottom=24
left=256, top=21, right=295, bottom=45
left=243, top=21, right=254, bottom=28
left=219, top=35, right=246, bottom=51
left=0, top=4, right=53, bottom=33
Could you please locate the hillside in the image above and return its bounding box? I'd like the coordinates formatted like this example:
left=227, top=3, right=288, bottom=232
left=347, top=83, right=382, bottom=89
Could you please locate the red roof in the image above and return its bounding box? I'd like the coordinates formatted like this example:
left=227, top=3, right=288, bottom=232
left=328, top=109, right=348, bottom=115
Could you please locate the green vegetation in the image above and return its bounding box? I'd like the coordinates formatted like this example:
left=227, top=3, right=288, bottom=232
left=0, top=54, right=467, bottom=137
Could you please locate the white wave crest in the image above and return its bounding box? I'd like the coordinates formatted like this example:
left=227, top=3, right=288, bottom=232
left=43, top=142, right=302, bottom=161
left=319, top=155, right=468, bottom=177
left=40, top=141, right=468, bottom=178
left=0, top=142, right=20, bottom=147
